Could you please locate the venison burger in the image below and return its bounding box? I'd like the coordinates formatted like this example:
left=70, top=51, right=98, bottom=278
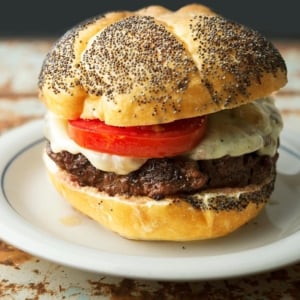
left=38, top=4, right=287, bottom=241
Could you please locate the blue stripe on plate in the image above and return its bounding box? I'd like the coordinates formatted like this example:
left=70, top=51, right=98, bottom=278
left=280, top=144, right=300, bottom=161
left=1, top=138, right=45, bottom=202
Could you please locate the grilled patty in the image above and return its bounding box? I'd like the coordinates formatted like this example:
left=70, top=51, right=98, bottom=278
left=46, top=142, right=277, bottom=200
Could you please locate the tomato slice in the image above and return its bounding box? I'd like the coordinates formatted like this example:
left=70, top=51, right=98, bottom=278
left=67, top=116, right=207, bottom=158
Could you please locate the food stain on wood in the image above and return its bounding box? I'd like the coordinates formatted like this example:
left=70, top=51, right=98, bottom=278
left=0, top=241, right=33, bottom=268
left=281, top=108, right=300, bottom=116
left=0, top=278, right=56, bottom=300
left=0, top=114, right=41, bottom=134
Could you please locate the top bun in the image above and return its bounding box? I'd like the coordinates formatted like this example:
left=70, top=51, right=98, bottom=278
left=38, top=4, right=287, bottom=126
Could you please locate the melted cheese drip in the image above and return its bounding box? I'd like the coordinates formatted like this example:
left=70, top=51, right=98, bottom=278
left=45, top=98, right=282, bottom=175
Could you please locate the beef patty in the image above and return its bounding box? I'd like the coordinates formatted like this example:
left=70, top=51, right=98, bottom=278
left=46, top=142, right=277, bottom=200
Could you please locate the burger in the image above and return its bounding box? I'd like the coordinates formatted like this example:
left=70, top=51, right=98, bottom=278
left=38, top=4, right=287, bottom=241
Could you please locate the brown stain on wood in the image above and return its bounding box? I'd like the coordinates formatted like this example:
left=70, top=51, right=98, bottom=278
left=0, top=279, right=55, bottom=300
left=281, top=109, right=300, bottom=117
left=0, top=241, right=33, bottom=268
left=0, top=79, right=38, bottom=99
left=87, top=274, right=300, bottom=299
left=0, top=241, right=55, bottom=299
left=0, top=114, right=41, bottom=134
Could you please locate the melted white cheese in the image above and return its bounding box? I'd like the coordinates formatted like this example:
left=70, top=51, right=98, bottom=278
left=187, top=98, right=282, bottom=160
left=45, top=98, right=282, bottom=175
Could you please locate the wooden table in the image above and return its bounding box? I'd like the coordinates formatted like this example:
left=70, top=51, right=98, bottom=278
left=0, top=39, right=299, bottom=299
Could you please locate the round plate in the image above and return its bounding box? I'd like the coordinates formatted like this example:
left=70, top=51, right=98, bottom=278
left=0, top=120, right=300, bottom=280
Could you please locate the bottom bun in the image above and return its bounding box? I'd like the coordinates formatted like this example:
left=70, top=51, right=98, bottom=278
left=44, top=153, right=275, bottom=241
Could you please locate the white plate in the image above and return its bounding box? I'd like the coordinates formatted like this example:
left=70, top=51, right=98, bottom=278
left=0, top=120, right=300, bottom=281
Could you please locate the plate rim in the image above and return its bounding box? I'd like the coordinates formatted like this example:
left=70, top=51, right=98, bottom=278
left=0, top=120, right=300, bottom=281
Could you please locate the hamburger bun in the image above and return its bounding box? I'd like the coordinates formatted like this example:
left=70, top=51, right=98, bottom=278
left=39, top=4, right=287, bottom=241
left=38, top=4, right=287, bottom=126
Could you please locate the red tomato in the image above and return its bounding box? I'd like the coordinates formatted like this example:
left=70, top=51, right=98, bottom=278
left=67, top=116, right=207, bottom=158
